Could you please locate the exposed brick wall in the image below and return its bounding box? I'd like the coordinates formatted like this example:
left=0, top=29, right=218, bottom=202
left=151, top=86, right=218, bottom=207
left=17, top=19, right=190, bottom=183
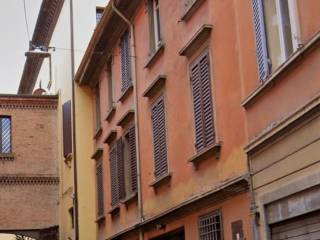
left=0, top=95, right=59, bottom=231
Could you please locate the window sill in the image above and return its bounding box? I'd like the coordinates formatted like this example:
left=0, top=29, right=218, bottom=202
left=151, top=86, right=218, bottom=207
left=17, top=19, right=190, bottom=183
left=108, top=204, right=120, bottom=216
left=95, top=215, right=105, bottom=224
left=118, top=85, right=133, bottom=103
left=120, top=192, right=138, bottom=206
left=104, top=130, right=117, bottom=145
left=145, top=42, right=165, bottom=69
left=149, top=172, right=172, bottom=189
left=93, top=127, right=103, bottom=140
left=0, top=153, right=14, bottom=161
left=181, top=0, right=206, bottom=22
left=179, top=24, right=212, bottom=57
left=241, top=31, right=320, bottom=108
left=188, top=142, right=221, bottom=167
left=105, top=106, right=116, bottom=122
left=142, top=75, right=167, bottom=98
left=91, top=148, right=103, bottom=160
left=116, top=110, right=135, bottom=128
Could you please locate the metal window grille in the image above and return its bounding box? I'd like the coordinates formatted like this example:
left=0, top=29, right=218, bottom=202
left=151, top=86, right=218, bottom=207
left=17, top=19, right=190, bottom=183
left=199, top=211, right=222, bottom=240
left=0, top=117, right=11, bottom=154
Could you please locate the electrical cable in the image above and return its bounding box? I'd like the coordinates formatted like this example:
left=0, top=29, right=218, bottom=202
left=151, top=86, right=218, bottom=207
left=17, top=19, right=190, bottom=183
left=23, top=0, right=31, bottom=41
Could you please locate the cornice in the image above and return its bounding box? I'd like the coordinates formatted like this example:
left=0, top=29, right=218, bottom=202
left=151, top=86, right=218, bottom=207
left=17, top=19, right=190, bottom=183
left=0, top=98, right=58, bottom=110
left=0, top=176, right=59, bottom=185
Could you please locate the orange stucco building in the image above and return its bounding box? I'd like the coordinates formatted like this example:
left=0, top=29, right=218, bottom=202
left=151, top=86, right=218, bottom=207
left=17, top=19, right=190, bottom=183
left=73, top=0, right=320, bottom=240
left=75, top=0, right=251, bottom=239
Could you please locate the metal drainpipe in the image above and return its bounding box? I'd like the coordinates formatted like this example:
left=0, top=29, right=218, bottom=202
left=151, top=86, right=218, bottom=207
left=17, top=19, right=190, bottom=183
left=247, top=155, right=260, bottom=240
left=69, top=0, right=79, bottom=239
left=111, top=1, right=144, bottom=240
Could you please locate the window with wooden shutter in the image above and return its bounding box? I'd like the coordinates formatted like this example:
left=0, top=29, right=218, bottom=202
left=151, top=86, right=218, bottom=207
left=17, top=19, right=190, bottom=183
left=96, top=161, right=104, bottom=217
left=116, top=139, right=126, bottom=200
left=198, top=210, right=223, bottom=240
left=120, top=31, right=132, bottom=93
left=62, top=101, right=72, bottom=158
left=95, top=87, right=101, bottom=131
left=252, top=0, right=270, bottom=81
left=147, top=0, right=161, bottom=53
left=109, top=145, right=119, bottom=206
left=151, top=97, right=168, bottom=179
left=128, top=126, right=137, bottom=193
left=0, top=116, right=11, bottom=154
left=106, top=58, right=114, bottom=110
left=190, top=52, right=215, bottom=152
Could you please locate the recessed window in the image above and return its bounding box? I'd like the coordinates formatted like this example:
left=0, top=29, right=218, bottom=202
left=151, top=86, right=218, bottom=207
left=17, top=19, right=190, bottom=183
left=190, top=51, right=215, bottom=152
left=96, top=7, right=104, bottom=24
left=109, top=127, right=137, bottom=207
left=147, top=0, right=162, bottom=54
left=198, top=210, right=223, bottom=240
left=62, top=101, right=72, bottom=158
left=151, top=97, right=168, bottom=179
left=252, top=0, right=299, bottom=80
left=95, top=86, right=101, bottom=131
left=96, top=161, right=104, bottom=218
left=120, top=31, right=132, bottom=93
left=0, top=116, right=11, bottom=154
left=106, top=58, right=114, bottom=111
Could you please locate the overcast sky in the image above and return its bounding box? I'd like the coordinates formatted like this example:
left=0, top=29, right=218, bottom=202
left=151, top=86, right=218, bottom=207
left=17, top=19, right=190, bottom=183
left=0, top=0, right=42, bottom=94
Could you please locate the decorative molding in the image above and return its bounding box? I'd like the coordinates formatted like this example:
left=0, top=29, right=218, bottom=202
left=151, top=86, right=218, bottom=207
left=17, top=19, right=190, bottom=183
left=0, top=153, right=14, bottom=161
left=142, top=75, right=166, bottom=98
left=0, top=102, right=57, bottom=110
left=0, top=176, right=59, bottom=185
left=0, top=96, right=58, bottom=110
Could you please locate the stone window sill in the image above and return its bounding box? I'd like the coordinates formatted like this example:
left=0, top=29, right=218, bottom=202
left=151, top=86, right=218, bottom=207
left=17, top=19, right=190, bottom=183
left=93, top=127, right=103, bottom=140
left=118, top=85, right=133, bottom=103
left=0, top=153, right=14, bottom=161
left=142, top=75, right=166, bottom=98
left=149, top=172, right=172, bottom=189
left=145, top=42, right=165, bottom=69
left=181, top=0, right=206, bottom=22
left=188, top=142, right=221, bottom=167
left=105, top=106, right=116, bottom=122
left=108, top=204, right=120, bottom=216
left=116, top=110, right=135, bottom=128
left=95, top=215, right=105, bottom=224
left=120, top=192, right=138, bottom=206
left=104, top=130, right=117, bottom=146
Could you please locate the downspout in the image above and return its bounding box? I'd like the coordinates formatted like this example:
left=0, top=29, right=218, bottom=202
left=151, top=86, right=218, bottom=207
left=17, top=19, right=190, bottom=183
left=111, top=1, right=144, bottom=240
left=247, top=154, right=260, bottom=240
left=69, top=0, right=79, bottom=239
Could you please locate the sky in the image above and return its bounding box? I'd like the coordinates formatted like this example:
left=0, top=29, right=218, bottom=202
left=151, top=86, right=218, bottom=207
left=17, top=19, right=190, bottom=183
left=0, top=0, right=42, bottom=94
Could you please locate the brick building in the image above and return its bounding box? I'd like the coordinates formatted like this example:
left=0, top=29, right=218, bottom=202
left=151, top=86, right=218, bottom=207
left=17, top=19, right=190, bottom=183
left=0, top=94, right=59, bottom=240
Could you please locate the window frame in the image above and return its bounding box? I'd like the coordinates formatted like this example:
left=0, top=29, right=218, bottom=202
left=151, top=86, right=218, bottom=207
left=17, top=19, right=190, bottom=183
left=198, top=209, right=224, bottom=240
left=96, top=159, right=105, bottom=218
left=106, top=57, right=114, bottom=111
left=94, top=85, right=101, bottom=132
left=189, top=49, right=217, bottom=153
left=150, top=96, right=169, bottom=179
left=148, top=0, right=162, bottom=54
left=0, top=116, right=12, bottom=154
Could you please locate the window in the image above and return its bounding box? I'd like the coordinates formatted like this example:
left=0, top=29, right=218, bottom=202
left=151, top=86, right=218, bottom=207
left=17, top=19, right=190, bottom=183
left=106, top=58, right=114, bottom=110
left=148, top=0, right=162, bottom=53
left=62, top=101, right=72, bottom=158
left=95, top=86, right=101, bottom=131
left=151, top=97, right=168, bottom=179
left=252, top=0, right=299, bottom=80
left=190, top=51, right=215, bottom=152
left=109, top=128, right=137, bottom=207
left=198, top=211, right=222, bottom=240
left=68, top=207, right=74, bottom=229
left=96, top=7, right=104, bottom=24
left=96, top=161, right=104, bottom=217
left=0, top=116, right=11, bottom=154
left=120, top=31, right=132, bottom=93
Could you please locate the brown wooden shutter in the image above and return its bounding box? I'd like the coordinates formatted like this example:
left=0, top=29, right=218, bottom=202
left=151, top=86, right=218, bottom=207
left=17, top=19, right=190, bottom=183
left=95, top=87, right=101, bottom=131
left=151, top=98, right=168, bottom=179
left=120, top=31, right=132, bottom=92
left=109, top=145, right=119, bottom=206
left=191, top=52, right=215, bottom=151
left=62, top=101, right=72, bottom=157
left=96, top=162, right=104, bottom=217
left=116, top=139, right=126, bottom=200
left=128, top=126, right=137, bottom=192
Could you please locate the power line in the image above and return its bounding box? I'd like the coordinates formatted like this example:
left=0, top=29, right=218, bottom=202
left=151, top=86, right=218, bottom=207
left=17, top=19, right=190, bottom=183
left=23, top=0, right=31, bottom=41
